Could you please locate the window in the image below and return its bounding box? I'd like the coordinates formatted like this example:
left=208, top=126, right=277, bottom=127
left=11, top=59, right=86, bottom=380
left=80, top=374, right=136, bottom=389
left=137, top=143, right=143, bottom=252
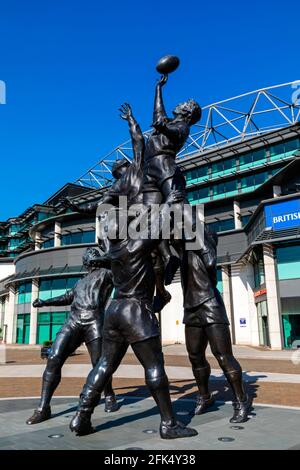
left=241, top=214, right=251, bottom=227
left=61, top=230, right=95, bottom=246
left=224, top=180, right=237, bottom=193
left=82, top=231, right=95, bottom=243
left=213, top=183, right=224, bottom=195
left=285, top=137, right=299, bottom=153
left=224, top=158, right=236, bottom=171
left=252, top=149, right=266, bottom=163
left=270, top=142, right=285, bottom=156
left=212, top=161, right=223, bottom=174
left=255, top=171, right=268, bottom=185
left=10, top=224, right=21, bottom=235
left=38, top=212, right=51, bottom=222
left=51, top=278, right=68, bottom=297
left=16, top=313, right=30, bottom=344
left=276, top=245, right=300, bottom=280
left=254, top=259, right=265, bottom=288
left=39, top=280, right=52, bottom=301
left=37, top=311, right=69, bottom=343
left=212, top=158, right=236, bottom=177
left=217, top=268, right=223, bottom=293
left=17, top=283, right=32, bottom=304
left=187, top=187, right=210, bottom=202
left=240, top=152, right=252, bottom=166
left=67, top=277, right=81, bottom=289
left=39, top=277, right=82, bottom=300
left=42, top=239, right=54, bottom=249
left=207, top=218, right=235, bottom=233
left=185, top=165, right=209, bottom=182
left=240, top=175, right=255, bottom=189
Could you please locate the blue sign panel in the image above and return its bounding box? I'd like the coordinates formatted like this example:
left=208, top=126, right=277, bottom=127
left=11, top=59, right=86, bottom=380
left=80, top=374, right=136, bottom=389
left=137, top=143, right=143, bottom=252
left=264, top=198, right=300, bottom=231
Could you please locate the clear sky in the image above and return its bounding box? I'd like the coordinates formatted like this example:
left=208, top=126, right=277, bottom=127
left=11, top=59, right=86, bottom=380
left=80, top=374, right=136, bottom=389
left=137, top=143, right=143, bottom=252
left=0, top=0, right=299, bottom=219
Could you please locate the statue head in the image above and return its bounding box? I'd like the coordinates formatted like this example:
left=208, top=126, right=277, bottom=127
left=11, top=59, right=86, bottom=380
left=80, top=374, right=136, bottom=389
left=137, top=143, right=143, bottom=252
left=173, top=99, right=201, bottom=126
left=112, top=158, right=130, bottom=180
left=82, top=247, right=101, bottom=269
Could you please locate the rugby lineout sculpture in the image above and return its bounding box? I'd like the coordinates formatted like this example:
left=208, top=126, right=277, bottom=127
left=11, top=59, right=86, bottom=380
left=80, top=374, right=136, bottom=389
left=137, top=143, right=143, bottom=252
left=31, top=55, right=251, bottom=439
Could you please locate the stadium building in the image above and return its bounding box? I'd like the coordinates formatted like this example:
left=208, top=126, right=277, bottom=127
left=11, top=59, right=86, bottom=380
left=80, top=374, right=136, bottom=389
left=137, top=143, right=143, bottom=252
left=1, top=81, right=300, bottom=350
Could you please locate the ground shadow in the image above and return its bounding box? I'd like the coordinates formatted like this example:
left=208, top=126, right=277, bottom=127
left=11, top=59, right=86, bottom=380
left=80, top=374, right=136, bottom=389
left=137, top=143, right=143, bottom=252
left=52, top=370, right=266, bottom=426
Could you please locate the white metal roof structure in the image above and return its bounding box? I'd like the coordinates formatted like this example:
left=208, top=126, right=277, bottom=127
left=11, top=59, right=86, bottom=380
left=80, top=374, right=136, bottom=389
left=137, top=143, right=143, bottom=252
left=76, top=80, right=300, bottom=189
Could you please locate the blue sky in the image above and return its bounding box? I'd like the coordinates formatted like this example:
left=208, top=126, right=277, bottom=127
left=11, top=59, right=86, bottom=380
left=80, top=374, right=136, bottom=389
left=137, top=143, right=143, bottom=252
left=0, top=0, right=299, bottom=219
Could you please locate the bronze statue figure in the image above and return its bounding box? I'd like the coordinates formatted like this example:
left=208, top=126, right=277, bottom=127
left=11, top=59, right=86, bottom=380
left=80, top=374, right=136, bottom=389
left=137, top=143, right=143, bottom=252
left=182, top=227, right=251, bottom=422
left=69, top=192, right=198, bottom=439
left=26, top=248, right=118, bottom=425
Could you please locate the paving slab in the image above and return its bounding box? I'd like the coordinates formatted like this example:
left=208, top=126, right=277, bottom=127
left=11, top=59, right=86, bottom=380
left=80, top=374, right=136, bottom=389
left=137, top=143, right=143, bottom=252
left=0, top=396, right=300, bottom=450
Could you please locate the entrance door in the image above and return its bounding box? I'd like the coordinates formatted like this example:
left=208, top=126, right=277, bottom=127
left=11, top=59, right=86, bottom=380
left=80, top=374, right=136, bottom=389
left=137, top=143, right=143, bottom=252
left=257, top=301, right=270, bottom=347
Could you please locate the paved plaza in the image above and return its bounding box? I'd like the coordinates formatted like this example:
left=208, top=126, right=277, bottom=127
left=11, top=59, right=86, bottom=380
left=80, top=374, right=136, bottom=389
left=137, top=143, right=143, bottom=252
left=0, top=396, right=300, bottom=450
left=1, top=344, right=300, bottom=450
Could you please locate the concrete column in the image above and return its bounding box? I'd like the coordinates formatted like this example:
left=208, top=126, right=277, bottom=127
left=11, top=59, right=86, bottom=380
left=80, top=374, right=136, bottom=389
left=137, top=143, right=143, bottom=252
left=0, top=296, right=5, bottom=329
left=160, top=282, right=185, bottom=345
left=263, top=244, right=283, bottom=349
left=246, top=263, right=260, bottom=347
left=221, top=266, right=234, bottom=341
left=35, top=231, right=42, bottom=251
left=29, top=279, right=39, bottom=345
left=273, top=185, right=281, bottom=198
left=233, top=200, right=242, bottom=229
left=5, top=287, right=16, bottom=344
left=230, top=263, right=252, bottom=345
left=54, top=221, right=62, bottom=247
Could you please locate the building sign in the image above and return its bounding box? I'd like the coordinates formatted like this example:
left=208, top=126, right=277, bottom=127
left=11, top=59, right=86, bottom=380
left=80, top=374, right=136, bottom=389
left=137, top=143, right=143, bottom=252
left=254, top=288, right=267, bottom=298
left=239, top=318, right=247, bottom=327
left=265, top=198, right=300, bottom=231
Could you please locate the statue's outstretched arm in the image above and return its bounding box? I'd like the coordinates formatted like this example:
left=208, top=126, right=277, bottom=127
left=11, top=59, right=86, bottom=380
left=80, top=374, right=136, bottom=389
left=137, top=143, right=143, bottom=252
left=119, top=103, right=145, bottom=170
left=61, top=196, right=101, bottom=214
left=153, top=76, right=168, bottom=125
left=32, top=289, right=74, bottom=308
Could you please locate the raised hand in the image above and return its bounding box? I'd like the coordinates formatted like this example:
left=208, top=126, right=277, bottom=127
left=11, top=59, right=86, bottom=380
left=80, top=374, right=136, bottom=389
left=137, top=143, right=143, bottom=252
left=119, top=102, right=133, bottom=121
left=157, top=74, right=168, bottom=87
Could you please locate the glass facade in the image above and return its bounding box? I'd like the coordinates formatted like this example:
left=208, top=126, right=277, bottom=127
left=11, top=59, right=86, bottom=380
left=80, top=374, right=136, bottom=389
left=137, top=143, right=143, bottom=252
left=217, top=268, right=223, bottom=294
left=42, top=238, right=55, bottom=249
left=281, top=298, right=300, bottom=349
left=257, top=300, right=270, bottom=347
left=0, top=210, right=55, bottom=259
left=17, top=282, right=32, bottom=304
left=38, top=277, right=81, bottom=300
left=276, top=245, right=300, bottom=280
left=207, top=218, right=235, bottom=233
left=184, top=136, right=300, bottom=204
left=37, top=311, right=69, bottom=344
left=253, top=254, right=265, bottom=288
left=61, top=230, right=95, bottom=246
left=186, top=168, right=278, bottom=204
left=16, top=313, right=30, bottom=344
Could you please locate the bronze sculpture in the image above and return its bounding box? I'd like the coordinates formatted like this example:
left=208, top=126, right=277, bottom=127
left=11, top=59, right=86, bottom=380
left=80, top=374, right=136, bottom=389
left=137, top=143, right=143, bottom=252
left=181, top=227, right=251, bottom=422
left=31, top=55, right=251, bottom=438
left=69, top=192, right=198, bottom=439
left=26, top=248, right=118, bottom=425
